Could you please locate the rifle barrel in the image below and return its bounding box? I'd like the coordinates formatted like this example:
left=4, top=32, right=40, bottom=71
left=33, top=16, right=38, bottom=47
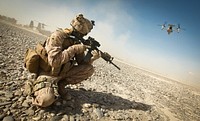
left=99, top=50, right=120, bottom=70
left=71, top=32, right=120, bottom=70
left=108, top=60, right=121, bottom=70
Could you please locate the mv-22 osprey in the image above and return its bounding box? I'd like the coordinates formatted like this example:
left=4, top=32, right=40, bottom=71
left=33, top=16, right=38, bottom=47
left=158, top=22, right=185, bottom=35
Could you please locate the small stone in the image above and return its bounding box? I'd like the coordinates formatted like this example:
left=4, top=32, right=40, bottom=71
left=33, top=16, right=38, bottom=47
left=55, top=101, right=62, bottom=106
left=20, top=117, right=26, bottom=121
left=39, top=109, right=45, bottom=114
left=104, top=113, right=109, bottom=117
left=93, top=108, right=103, bottom=119
left=14, top=90, right=22, bottom=96
left=7, top=110, right=11, bottom=115
left=26, top=108, right=35, bottom=116
left=50, top=116, right=62, bottom=121
left=62, top=93, right=72, bottom=101
left=25, top=96, right=33, bottom=102
left=32, top=116, right=41, bottom=121
left=28, top=73, right=37, bottom=80
left=93, top=103, right=99, bottom=108
left=10, top=109, right=16, bottom=114
left=12, top=97, right=19, bottom=101
left=82, top=103, right=91, bottom=108
left=20, top=76, right=26, bottom=80
left=75, top=114, right=80, bottom=121
left=66, top=101, right=75, bottom=109
left=5, top=92, right=14, bottom=99
left=11, top=102, right=17, bottom=108
left=22, top=100, right=29, bottom=107
left=50, top=113, right=56, bottom=117
left=0, top=114, right=6, bottom=120
left=61, top=115, right=68, bottom=121
left=62, top=100, right=67, bottom=105
left=3, top=108, right=9, bottom=113
left=69, top=115, right=75, bottom=121
left=2, top=116, right=14, bottom=121
left=18, top=96, right=25, bottom=102
left=82, top=108, right=88, bottom=113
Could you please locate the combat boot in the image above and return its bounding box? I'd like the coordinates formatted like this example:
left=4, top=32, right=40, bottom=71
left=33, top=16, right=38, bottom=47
left=57, top=80, right=72, bottom=100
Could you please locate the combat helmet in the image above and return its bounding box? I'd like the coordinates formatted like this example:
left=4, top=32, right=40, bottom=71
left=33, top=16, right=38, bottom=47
left=70, top=14, right=94, bottom=36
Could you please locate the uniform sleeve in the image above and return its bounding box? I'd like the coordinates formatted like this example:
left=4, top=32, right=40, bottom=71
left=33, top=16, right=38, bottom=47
left=45, top=30, right=86, bottom=68
left=49, top=44, right=86, bottom=68
left=61, top=44, right=86, bottom=63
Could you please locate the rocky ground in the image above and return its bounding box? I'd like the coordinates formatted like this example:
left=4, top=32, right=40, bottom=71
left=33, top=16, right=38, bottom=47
left=0, top=21, right=200, bottom=121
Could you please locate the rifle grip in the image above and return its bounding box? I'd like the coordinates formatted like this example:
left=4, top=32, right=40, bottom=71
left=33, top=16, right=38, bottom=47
left=84, top=49, right=93, bottom=63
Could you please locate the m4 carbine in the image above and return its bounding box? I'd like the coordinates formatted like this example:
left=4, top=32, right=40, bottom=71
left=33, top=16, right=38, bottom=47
left=70, top=31, right=120, bottom=70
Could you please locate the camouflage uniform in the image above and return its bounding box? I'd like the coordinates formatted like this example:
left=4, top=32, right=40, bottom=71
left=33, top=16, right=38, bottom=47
left=31, top=14, right=99, bottom=107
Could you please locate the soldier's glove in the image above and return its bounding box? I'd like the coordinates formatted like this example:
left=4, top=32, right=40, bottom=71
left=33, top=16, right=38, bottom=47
left=91, top=50, right=101, bottom=61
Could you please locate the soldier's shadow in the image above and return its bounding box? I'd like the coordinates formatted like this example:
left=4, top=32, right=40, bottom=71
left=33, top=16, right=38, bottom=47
left=45, top=88, right=151, bottom=115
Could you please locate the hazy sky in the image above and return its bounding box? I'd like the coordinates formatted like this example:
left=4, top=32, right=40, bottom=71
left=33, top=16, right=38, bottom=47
left=0, top=0, right=200, bottom=87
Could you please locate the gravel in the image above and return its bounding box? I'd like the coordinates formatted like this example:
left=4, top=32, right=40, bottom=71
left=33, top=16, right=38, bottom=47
left=0, top=20, right=200, bottom=121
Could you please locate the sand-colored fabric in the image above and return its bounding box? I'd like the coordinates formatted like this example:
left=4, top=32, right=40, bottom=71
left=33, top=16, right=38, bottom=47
left=35, top=43, right=51, bottom=72
left=24, top=48, right=39, bottom=73
left=32, top=87, right=56, bottom=107
left=57, top=63, right=94, bottom=96
left=60, top=64, right=94, bottom=85
left=31, top=75, right=61, bottom=107
left=45, top=29, right=86, bottom=74
left=36, top=14, right=97, bottom=101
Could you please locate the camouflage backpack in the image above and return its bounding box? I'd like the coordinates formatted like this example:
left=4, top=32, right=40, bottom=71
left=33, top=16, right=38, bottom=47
left=35, top=43, right=51, bottom=72
left=24, top=42, right=51, bottom=74
left=24, top=48, right=40, bottom=74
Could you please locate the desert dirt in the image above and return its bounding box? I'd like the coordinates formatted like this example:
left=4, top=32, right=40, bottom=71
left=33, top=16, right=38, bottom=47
left=0, top=21, right=200, bottom=121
